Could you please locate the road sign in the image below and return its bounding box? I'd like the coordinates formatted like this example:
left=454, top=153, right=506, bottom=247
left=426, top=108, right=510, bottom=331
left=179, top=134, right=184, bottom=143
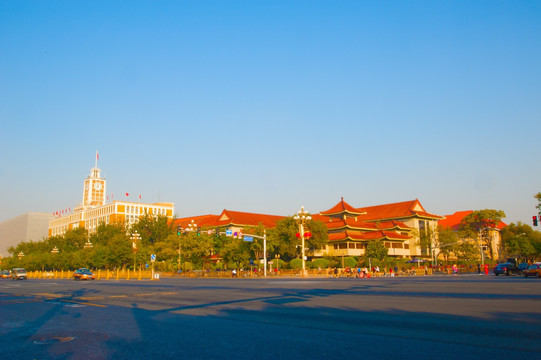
left=207, top=229, right=212, bottom=235
left=239, top=231, right=243, bottom=237
left=226, top=230, right=232, bottom=236
left=150, top=254, right=156, bottom=262
left=244, top=236, right=253, bottom=242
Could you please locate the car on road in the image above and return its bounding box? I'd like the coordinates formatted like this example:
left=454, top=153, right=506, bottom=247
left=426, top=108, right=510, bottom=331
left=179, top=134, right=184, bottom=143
left=493, top=263, right=521, bottom=276
left=1, top=270, right=11, bottom=278
left=73, top=268, right=95, bottom=280
left=11, top=268, right=27, bottom=280
left=523, top=263, right=541, bottom=278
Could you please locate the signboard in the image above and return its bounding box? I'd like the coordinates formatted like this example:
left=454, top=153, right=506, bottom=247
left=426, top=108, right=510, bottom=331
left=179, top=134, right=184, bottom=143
left=150, top=254, right=156, bottom=262
left=243, top=236, right=253, bottom=242
left=207, top=229, right=212, bottom=235
left=226, top=230, right=233, bottom=236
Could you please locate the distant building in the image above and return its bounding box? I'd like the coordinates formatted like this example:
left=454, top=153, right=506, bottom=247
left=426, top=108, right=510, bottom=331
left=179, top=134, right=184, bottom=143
left=49, top=155, right=175, bottom=237
left=0, top=212, right=52, bottom=258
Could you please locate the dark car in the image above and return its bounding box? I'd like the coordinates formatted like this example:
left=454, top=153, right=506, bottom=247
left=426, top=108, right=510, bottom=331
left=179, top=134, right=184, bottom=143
left=523, top=263, right=541, bottom=278
left=73, top=268, right=95, bottom=280
left=493, top=263, right=521, bottom=276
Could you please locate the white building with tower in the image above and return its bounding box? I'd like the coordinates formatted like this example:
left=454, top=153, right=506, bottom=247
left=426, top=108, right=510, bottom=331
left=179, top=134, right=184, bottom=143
left=49, top=153, right=175, bottom=237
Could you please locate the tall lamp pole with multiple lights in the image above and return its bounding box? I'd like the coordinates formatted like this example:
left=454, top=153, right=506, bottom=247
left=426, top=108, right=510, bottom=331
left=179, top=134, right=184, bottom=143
left=294, top=206, right=312, bottom=277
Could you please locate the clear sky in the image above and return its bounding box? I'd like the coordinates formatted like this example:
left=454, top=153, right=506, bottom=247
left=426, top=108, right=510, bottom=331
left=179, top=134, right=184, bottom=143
left=1, top=1, right=540, bottom=225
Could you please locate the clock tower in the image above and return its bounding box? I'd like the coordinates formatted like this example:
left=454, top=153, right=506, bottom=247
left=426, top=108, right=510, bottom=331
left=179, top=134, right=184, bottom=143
left=82, top=152, right=106, bottom=208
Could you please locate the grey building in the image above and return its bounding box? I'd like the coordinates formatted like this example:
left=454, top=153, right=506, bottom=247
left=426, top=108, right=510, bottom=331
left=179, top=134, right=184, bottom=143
left=0, top=213, right=52, bottom=258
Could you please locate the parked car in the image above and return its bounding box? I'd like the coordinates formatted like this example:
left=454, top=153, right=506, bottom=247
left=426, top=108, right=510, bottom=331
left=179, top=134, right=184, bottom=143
left=1, top=270, right=11, bottom=279
left=11, top=268, right=27, bottom=280
left=523, top=263, right=541, bottom=278
left=493, top=263, right=521, bottom=276
left=73, top=268, right=95, bottom=280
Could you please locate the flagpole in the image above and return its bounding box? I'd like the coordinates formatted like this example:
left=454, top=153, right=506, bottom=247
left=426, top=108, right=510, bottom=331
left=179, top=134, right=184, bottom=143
left=95, top=150, right=98, bottom=168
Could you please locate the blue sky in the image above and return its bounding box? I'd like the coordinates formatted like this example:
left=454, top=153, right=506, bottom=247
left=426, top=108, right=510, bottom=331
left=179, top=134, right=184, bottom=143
left=1, top=1, right=540, bottom=225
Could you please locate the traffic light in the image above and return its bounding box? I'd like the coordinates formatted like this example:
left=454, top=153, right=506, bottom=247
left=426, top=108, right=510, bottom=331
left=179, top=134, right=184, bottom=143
left=197, top=227, right=201, bottom=236
left=177, top=225, right=183, bottom=235
left=534, top=216, right=538, bottom=227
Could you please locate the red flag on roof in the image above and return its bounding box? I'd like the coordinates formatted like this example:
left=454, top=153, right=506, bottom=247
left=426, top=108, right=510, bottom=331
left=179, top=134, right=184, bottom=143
left=139, top=195, right=141, bottom=200
left=126, top=192, right=129, bottom=197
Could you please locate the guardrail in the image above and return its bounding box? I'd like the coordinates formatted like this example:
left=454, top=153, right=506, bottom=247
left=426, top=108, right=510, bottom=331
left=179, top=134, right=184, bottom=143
left=26, top=269, right=158, bottom=280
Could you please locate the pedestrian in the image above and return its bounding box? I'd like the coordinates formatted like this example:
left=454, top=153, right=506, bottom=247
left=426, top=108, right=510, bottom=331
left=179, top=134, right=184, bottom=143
left=484, top=264, right=489, bottom=275
left=375, top=266, right=380, bottom=277
left=452, top=264, right=458, bottom=276
left=477, top=263, right=481, bottom=275
left=389, top=267, right=394, bottom=277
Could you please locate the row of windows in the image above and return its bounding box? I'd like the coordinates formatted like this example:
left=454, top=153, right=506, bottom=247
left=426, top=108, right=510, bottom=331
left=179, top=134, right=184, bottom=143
left=125, top=206, right=168, bottom=216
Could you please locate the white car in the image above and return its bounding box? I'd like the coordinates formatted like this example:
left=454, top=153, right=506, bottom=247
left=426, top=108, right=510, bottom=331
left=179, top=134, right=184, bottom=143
left=11, top=268, right=27, bottom=280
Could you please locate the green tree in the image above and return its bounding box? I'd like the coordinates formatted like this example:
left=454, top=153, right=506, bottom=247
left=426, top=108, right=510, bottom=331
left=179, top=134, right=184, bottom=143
left=436, top=226, right=459, bottom=264
left=268, top=216, right=328, bottom=261
left=459, top=209, right=506, bottom=260
left=501, top=222, right=541, bottom=263
left=535, top=192, right=541, bottom=214
left=181, top=232, right=214, bottom=269
left=365, top=240, right=388, bottom=261
left=221, top=237, right=251, bottom=269
left=132, top=214, right=173, bottom=247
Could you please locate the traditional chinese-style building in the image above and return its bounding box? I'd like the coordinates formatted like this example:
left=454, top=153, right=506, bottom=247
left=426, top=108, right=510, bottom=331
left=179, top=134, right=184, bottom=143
left=173, top=197, right=443, bottom=259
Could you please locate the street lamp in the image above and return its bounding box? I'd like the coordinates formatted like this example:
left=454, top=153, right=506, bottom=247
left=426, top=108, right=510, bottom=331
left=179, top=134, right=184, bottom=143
left=294, top=206, right=311, bottom=277
left=130, top=231, right=141, bottom=270
left=188, top=220, right=197, bottom=232
left=18, top=251, right=25, bottom=260
left=84, top=240, right=93, bottom=249
left=51, top=246, right=59, bottom=254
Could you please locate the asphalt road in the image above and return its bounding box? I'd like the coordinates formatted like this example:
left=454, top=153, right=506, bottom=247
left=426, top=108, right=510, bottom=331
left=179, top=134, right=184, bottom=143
left=1, top=275, right=540, bottom=360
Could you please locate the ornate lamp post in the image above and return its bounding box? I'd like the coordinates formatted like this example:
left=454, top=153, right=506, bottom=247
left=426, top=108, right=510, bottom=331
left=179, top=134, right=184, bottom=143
left=18, top=251, right=25, bottom=260
left=294, top=206, right=311, bottom=277
left=84, top=240, right=93, bottom=249
left=130, top=231, right=141, bottom=270
left=51, top=247, right=59, bottom=254
left=188, top=220, right=197, bottom=232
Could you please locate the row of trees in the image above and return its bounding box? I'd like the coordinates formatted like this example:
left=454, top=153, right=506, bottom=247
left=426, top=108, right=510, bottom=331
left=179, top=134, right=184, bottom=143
left=4, top=209, right=541, bottom=271
left=2, top=214, right=329, bottom=271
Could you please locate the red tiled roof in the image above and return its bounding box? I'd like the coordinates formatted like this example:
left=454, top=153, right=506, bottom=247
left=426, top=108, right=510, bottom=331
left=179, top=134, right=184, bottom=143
left=172, top=210, right=284, bottom=229
left=439, top=210, right=507, bottom=230
left=356, top=199, right=443, bottom=221
left=328, top=230, right=410, bottom=242
left=172, top=215, right=219, bottom=228
left=320, top=197, right=366, bottom=216
left=215, top=209, right=284, bottom=228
